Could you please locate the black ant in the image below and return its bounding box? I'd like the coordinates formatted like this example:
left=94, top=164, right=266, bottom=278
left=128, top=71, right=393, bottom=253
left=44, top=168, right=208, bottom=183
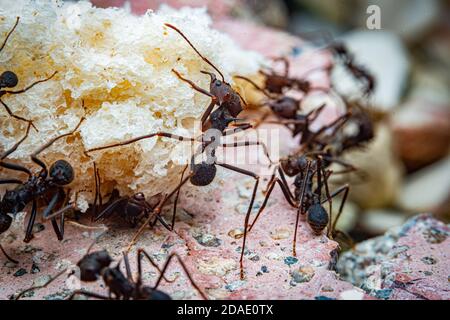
left=164, top=23, right=250, bottom=133
left=0, top=17, right=57, bottom=130
left=0, top=116, right=84, bottom=251
left=15, top=246, right=208, bottom=300
left=247, top=155, right=350, bottom=256
left=89, top=163, right=170, bottom=229
left=331, top=43, right=375, bottom=97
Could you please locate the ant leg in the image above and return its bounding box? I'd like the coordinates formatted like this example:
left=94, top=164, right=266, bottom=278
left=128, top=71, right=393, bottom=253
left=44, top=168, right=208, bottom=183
left=2, top=71, right=57, bottom=96
left=220, top=140, right=273, bottom=164
left=171, top=69, right=214, bottom=98
left=0, top=99, right=38, bottom=131
left=0, top=244, right=18, bottom=264
left=306, top=103, right=326, bottom=122
left=122, top=251, right=133, bottom=281
left=169, top=165, right=188, bottom=231
left=42, top=190, right=65, bottom=240
left=0, top=179, right=23, bottom=184
left=31, top=117, right=85, bottom=177
left=320, top=167, right=333, bottom=237
left=86, top=131, right=194, bottom=153
left=15, top=269, right=67, bottom=300
left=233, top=75, right=274, bottom=99
left=217, top=163, right=259, bottom=280
left=0, top=17, right=19, bottom=53
left=153, top=253, right=208, bottom=300
left=126, top=175, right=192, bottom=252
left=293, top=161, right=311, bottom=256
left=326, top=184, right=350, bottom=238
left=201, top=97, right=218, bottom=130
left=165, top=23, right=225, bottom=81
left=67, top=290, right=110, bottom=300
left=137, top=249, right=178, bottom=284
left=248, top=177, right=297, bottom=232
left=277, top=166, right=295, bottom=200
left=222, top=123, right=253, bottom=136
left=271, top=56, right=290, bottom=77
left=93, top=197, right=128, bottom=222
left=23, top=199, right=38, bottom=243
left=303, top=112, right=350, bottom=146
left=0, top=121, right=32, bottom=176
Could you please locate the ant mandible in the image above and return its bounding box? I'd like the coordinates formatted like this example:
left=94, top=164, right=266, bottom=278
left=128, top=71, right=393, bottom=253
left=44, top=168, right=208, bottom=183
left=0, top=17, right=57, bottom=130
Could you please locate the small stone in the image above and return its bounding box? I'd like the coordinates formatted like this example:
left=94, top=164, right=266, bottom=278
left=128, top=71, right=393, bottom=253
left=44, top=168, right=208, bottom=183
left=228, top=228, right=244, bottom=239
left=321, top=286, right=334, bottom=292
left=31, top=263, right=40, bottom=274
left=225, top=280, right=246, bottom=292
left=284, top=256, right=298, bottom=266
left=194, top=234, right=222, bottom=247
left=13, top=268, right=27, bottom=277
left=261, top=265, right=269, bottom=273
left=44, top=289, right=72, bottom=300
left=32, top=223, right=45, bottom=234
left=4, top=261, right=17, bottom=268
left=315, top=296, right=336, bottom=300
left=291, top=266, right=315, bottom=283
left=270, top=227, right=290, bottom=240
left=340, top=289, right=365, bottom=300
left=374, top=289, right=393, bottom=300
left=33, top=275, right=51, bottom=287
left=422, top=227, right=447, bottom=244
left=421, top=256, right=437, bottom=265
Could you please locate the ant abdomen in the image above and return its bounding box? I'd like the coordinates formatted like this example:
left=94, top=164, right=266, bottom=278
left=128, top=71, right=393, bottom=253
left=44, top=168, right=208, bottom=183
left=0, top=214, right=12, bottom=233
left=190, top=162, right=216, bottom=186
left=77, top=250, right=113, bottom=282
left=307, top=203, right=328, bottom=235
left=49, top=160, right=74, bottom=185
left=0, top=71, right=18, bottom=89
left=142, top=288, right=172, bottom=300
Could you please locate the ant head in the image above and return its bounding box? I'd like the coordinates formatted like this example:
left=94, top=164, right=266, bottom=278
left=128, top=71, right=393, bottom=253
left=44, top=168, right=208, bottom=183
left=307, top=203, right=328, bottom=235
left=141, top=287, right=172, bottom=300
left=0, top=213, right=13, bottom=233
left=281, top=155, right=308, bottom=177
left=190, top=162, right=216, bottom=186
left=49, top=160, right=74, bottom=185
left=77, top=250, right=113, bottom=282
left=269, top=97, right=298, bottom=119
left=0, top=71, right=18, bottom=89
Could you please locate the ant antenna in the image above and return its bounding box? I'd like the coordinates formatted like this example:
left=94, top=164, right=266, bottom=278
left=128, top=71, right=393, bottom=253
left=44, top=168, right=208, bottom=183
left=0, top=17, right=19, bottom=52
left=164, top=23, right=225, bottom=82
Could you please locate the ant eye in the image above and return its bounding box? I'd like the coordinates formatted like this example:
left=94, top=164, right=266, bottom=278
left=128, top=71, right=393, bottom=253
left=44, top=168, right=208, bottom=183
left=0, top=71, right=18, bottom=88
left=215, top=80, right=222, bottom=86
left=49, top=160, right=74, bottom=185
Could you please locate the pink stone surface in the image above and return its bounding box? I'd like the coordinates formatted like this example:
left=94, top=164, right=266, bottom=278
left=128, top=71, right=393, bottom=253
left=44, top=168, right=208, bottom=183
left=337, top=214, right=450, bottom=300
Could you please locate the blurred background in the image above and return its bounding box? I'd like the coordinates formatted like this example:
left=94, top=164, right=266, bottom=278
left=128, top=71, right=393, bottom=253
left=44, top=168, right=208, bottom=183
left=88, top=0, right=450, bottom=241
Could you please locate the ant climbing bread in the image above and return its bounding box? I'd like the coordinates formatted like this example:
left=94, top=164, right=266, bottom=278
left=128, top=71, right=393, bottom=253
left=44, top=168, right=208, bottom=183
left=89, top=162, right=169, bottom=229
left=0, top=17, right=57, bottom=130
left=164, top=23, right=250, bottom=132
left=0, top=115, right=85, bottom=250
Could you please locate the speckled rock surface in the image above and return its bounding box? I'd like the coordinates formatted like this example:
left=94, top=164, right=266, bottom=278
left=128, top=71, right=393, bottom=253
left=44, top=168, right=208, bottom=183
left=337, top=214, right=450, bottom=300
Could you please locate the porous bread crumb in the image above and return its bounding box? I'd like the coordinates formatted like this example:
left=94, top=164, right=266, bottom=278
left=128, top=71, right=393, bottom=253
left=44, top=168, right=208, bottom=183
left=0, top=1, right=265, bottom=211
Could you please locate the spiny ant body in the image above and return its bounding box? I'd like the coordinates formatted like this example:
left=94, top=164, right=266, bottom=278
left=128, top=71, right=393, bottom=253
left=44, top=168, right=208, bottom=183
left=0, top=117, right=84, bottom=249
left=0, top=17, right=57, bottom=130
